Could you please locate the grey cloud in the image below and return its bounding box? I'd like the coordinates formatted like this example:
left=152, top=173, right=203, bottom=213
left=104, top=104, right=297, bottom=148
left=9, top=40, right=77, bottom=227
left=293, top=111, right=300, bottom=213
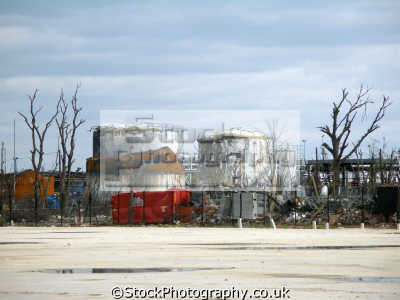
left=0, top=0, right=399, bottom=170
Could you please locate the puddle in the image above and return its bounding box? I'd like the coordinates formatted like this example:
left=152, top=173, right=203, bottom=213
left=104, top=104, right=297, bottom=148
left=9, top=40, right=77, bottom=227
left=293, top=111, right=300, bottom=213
left=213, top=245, right=400, bottom=251
left=50, top=231, right=103, bottom=234
left=0, top=242, right=42, bottom=245
left=32, top=237, right=89, bottom=240
left=339, top=276, right=400, bottom=283
left=35, top=267, right=235, bottom=274
left=32, top=238, right=70, bottom=240
left=265, top=273, right=400, bottom=283
left=13, top=232, right=103, bottom=235
left=172, top=243, right=283, bottom=246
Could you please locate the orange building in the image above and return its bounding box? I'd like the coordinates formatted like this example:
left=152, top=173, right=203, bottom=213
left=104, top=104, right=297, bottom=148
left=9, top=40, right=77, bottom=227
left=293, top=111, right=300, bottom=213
left=15, top=170, right=55, bottom=201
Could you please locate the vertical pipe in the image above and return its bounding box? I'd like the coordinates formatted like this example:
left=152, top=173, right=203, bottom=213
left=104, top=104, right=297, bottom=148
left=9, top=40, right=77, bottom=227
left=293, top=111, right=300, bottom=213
left=361, top=185, right=364, bottom=223
left=12, top=119, right=16, bottom=225
left=237, top=216, right=243, bottom=228
left=238, top=191, right=243, bottom=228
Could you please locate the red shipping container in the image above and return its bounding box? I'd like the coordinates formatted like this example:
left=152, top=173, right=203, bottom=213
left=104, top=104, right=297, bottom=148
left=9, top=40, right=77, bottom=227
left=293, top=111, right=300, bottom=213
left=111, top=192, right=131, bottom=224
left=111, top=190, right=192, bottom=224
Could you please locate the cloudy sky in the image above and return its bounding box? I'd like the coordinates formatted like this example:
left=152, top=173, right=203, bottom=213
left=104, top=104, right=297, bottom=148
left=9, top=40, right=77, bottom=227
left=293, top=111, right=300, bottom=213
left=0, top=0, right=399, bottom=171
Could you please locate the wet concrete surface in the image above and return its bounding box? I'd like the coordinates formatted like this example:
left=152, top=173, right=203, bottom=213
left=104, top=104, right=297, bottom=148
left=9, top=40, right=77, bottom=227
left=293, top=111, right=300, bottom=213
left=264, top=273, right=400, bottom=283
left=0, top=242, right=43, bottom=245
left=49, top=231, right=105, bottom=234
left=36, top=267, right=235, bottom=274
left=0, top=227, right=399, bottom=300
left=171, top=242, right=282, bottom=245
left=209, top=244, right=400, bottom=251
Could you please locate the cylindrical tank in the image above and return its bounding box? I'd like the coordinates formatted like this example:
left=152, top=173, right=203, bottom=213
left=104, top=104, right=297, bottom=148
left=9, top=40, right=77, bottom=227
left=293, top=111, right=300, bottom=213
left=99, top=123, right=184, bottom=158
left=196, top=128, right=269, bottom=188
left=97, top=123, right=186, bottom=192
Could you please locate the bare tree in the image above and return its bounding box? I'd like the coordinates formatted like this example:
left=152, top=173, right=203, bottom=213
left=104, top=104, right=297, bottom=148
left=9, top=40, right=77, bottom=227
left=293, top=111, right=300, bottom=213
left=56, top=85, right=85, bottom=223
left=263, top=120, right=292, bottom=227
left=56, top=90, right=68, bottom=223
left=319, top=85, right=391, bottom=202
left=264, top=120, right=281, bottom=191
left=18, top=90, right=58, bottom=225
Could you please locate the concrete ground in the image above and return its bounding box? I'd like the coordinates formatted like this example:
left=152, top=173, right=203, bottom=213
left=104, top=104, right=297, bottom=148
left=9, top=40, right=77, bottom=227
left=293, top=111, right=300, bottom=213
left=0, top=226, right=399, bottom=300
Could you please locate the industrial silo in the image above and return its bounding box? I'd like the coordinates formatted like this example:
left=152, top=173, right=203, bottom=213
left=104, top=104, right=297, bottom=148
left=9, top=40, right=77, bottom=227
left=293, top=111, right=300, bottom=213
left=97, top=123, right=186, bottom=192
left=195, top=128, right=269, bottom=189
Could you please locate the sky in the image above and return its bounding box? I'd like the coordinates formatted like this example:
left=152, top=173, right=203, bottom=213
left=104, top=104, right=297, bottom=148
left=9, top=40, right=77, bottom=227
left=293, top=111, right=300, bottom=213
left=0, top=0, right=399, bottom=172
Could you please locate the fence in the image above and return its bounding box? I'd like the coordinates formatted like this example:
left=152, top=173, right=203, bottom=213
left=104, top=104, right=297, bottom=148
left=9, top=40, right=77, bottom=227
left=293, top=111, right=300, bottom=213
left=0, top=187, right=398, bottom=227
left=0, top=191, right=113, bottom=226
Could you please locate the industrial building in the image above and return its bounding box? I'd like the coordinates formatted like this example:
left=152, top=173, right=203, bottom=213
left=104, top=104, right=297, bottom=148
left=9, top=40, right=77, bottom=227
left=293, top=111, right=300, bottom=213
left=87, top=122, right=300, bottom=224
left=0, top=170, right=54, bottom=204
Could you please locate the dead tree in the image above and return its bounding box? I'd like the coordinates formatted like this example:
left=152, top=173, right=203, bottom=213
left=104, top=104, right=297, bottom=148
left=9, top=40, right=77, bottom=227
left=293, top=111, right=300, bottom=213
left=319, top=86, right=391, bottom=203
left=18, top=90, right=58, bottom=225
left=263, top=120, right=287, bottom=225
left=56, top=85, right=85, bottom=224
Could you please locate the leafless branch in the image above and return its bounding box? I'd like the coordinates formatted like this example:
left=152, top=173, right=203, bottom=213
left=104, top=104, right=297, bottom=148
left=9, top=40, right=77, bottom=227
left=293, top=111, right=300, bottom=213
left=18, top=89, right=59, bottom=224
left=318, top=86, right=391, bottom=199
left=56, top=84, right=85, bottom=220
